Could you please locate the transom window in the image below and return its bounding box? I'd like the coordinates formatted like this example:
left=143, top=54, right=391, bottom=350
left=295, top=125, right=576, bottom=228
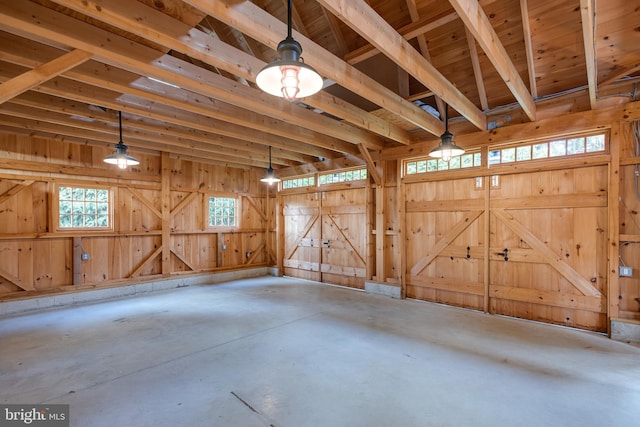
left=319, top=168, right=367, bottom=184
left=282, top=175, right=315, bottom=189
left=488, top=133, right=606, bottom=166
left=58, top=186, right=111, bottom=229
left=208, top=197, right=237, bottom=227
left=405, top=152, right=482, bottom=175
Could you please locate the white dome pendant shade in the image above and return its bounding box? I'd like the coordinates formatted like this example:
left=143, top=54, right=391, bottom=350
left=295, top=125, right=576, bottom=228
left=103, top=111, right=139, bottom=169
left=255, top=0, right=323, bottom=101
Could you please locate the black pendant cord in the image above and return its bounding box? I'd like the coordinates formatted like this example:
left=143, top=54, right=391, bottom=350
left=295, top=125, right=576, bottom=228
left=118, top=111, right=123, bottom=143
left=445, top=103, right=449, bottom=133
left=269, top=146, right=273, bottom=168
left=287, top=0, right=293, bottom=39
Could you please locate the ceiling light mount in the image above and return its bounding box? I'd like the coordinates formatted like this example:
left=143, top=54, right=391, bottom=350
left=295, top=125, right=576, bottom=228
left=260, top=146, right=281, bottom=186
left=429, top=104, right=465, bottom=162
left=103, top=111, right=140, bottom=170
left=255, top=0, right=323, bottom=101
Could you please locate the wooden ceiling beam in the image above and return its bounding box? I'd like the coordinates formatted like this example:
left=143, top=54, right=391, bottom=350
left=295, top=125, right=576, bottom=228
left=0, top=113, right=272, bottom=169
left=184, top=0, right=445, bottom=136
left=0, top=49, right=92, bottom=105
left=316, top=0, right=486, bottom=130
left=448, top=0, right=536, bottom=122
left=580, top=0, right=597, bottom=109
left=4, top=94, right=302, bottom=166
left=0, top=1, right=384, bottom=151
left=519, top=0, right=537, bottom=99
left=344, top=11, right=459, bottom=65
left=406, top=0, right=446, bottom=120
left=0, top=52, right=341, bottom=162
left=48, top=0, right=409, bottom=145
left=465, top=28, right=489, bottom=111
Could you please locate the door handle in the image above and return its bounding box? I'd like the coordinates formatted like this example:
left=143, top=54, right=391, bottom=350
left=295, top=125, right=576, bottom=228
left=498, top=248, right=509, bottom=261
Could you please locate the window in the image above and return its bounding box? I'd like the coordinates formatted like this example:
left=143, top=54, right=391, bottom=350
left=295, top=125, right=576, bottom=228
left=208, top=197, right=237, bottom=227
left=319, top=168, right=367, bottom=184
left=58, top=186, right=111, bottom=229
left=405, top=152, right=482, bottom=175
left=282, top=175, right=315, bottom=189
left=488, top=132, right=606, bottom=166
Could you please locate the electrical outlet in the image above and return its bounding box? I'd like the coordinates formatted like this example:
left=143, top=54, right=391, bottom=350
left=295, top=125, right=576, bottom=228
left=619, top=266, right=633, bottom=277
left=81, top=253, right=90, bottom=261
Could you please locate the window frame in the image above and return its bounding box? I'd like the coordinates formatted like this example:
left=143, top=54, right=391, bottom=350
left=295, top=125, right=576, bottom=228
left=55, top=183, right=114, bottom=232
left=205, top=193, right=240, bottom=231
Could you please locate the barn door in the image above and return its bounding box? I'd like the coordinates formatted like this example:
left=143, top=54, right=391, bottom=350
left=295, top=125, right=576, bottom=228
left=282, top=192, right=321, bottom=282
left=281, top=188, right=367, bottom=289
left=405, top=176, right=487, bottom=310
left=488, top=167, right=608, bottom=331
left=319, top=188, right=367, bottom=289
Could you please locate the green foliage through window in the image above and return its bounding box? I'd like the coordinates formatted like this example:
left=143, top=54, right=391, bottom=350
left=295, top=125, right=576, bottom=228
left=405, top=152, right=481, bottom=175
left=282, top=175, right=315, bottom=189
left=208, top=197, right=236, bottom=227
left=59, top=186, right=110, bottom=229
left=319, top=168, right=367, bottom=184
left=488, top=133, right=606, bottom=166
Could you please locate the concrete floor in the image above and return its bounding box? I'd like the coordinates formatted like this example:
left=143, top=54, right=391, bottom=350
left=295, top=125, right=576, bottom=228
left=1, top=276, right=639, bottom=427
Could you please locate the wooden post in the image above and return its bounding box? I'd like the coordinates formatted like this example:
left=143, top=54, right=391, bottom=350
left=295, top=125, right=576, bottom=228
left=375, top=184, right=385, bottom=282
left=276, top=191, right=284, bottom=276
left=398, top=161, right=407, bottom=298
left=161, top=152, right=171, bottom=276
left=608, top=121, right=621, bottom=334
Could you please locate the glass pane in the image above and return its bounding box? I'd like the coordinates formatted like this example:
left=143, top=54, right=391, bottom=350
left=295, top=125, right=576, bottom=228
left=319, top=175, right=326, bottom=184
left=97, top=190, right=109, bottom=202
left=488, top=150, right=501, bottom=165
left=437, top=160, right=449, bottom=171
left=586, top=134, right=605, bottom=152
left=59, top=215, right=71, bottom=228
left=427, top=159, right=438, bottom=172
left=567, top=138, right=585, bottom=155
left=85, top=202, right=96, bottom=215
left=346, top=171, right=353, bottom=181
left=361, top=169, right=367, bottom=178
left=532, top=143, right=548, bottom=159
left=72, top=188, right=85, bottom=201
left=474, top=153, right=482, bottom=167
left=502, top=147, right=515, bottom=163
left=72, top=215, right=84, bottom=227
left=407, top=162, right=417, bottom=174
left=98, top=215, right=109, bottom=227
left=461, top=154, right=473, bottom=168
left=516, top=146, right=531, bottom=161
left=549, top=140, right=566, bottom=157
left=309, top=176, right=315, bottom=186
left=417, top=160, right=427, bottom=173
left=449, top=156, right=461, bottom=169
left=59, top=187, right=71, bottom=200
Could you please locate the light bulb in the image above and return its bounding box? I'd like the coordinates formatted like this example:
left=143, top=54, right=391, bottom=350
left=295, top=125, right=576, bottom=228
left=280, top=66, right=300, bottom=101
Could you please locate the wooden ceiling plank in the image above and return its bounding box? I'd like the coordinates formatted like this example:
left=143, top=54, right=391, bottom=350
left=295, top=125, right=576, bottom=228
left=321, top=7, right=349, bottom=58
left=183, top=0, right=446, bottom=136
left=0, top=112, right=273, bottom=169
left=599, top=63, right=640, bottom=88
left=0, top=36, right=351, bottom=161
left=580, top=0, right=597, bottom=109
left=315, top=0, right=486, bottom=130
left=0, top=101, right=287, bottom=167
left=344, top=11, right=459, bottom=65
left=48, top=0, right=410, bottom=145
left=448, top=0, right=536, bottom=122
left=519, top=0, right=537, bottom=99
left=465, top=27, right=489, bottom=111
left=405, top=0, right=446, bottom=120
left=0, top=48, right=91, bottom=105
left=0, top=1, right=384, bottom=151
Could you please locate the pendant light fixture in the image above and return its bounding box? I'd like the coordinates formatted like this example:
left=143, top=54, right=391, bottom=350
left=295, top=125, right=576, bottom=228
left=255, top=0, right=323, bottom=101
left=104, top=111, right=139, bottom=169
left=260, top=146, right=281, bottom=185
left=429, top=103, right=465, bottom=162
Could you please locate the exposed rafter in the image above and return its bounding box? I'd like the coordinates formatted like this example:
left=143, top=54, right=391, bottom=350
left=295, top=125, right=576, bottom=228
left=448, top=0, right=536, bottom=122
left=580, top=0, right=597, bottom=109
